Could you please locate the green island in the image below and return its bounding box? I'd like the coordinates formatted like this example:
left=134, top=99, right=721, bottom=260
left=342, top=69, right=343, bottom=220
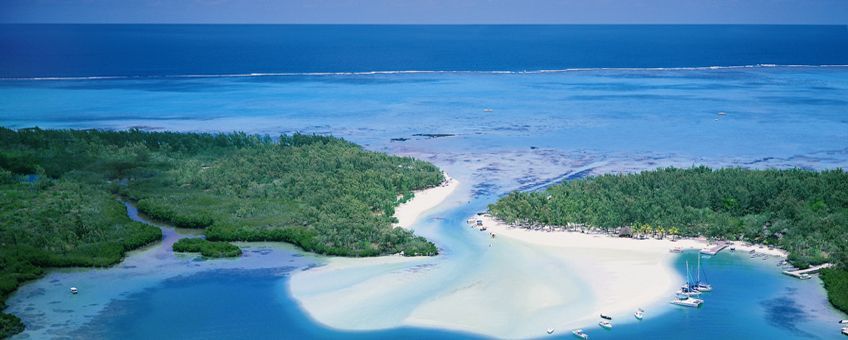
left=0, top=127, right=444, bottom=337
left=489, top=166, right=848, bottom=313
left=172, top=238, right=242, bottom=258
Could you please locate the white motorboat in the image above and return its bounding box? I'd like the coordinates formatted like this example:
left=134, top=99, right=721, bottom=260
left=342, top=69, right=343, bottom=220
left=634, top=309, right=645, bottom=320
left=70, top=287, right=78, bottom=294
left=842, top=327, right=847, bottom=336
left=840, top=319, right=848, bottom=324
left=598, top=320, right=612, bottom=329
left=572, top=329, right=589, bottom=339
left=670, top=297, right=703, bottom=308
left=546, top=328, right=554, bottom=334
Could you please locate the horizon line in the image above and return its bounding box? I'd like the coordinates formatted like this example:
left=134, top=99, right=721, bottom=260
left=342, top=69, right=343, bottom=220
left=2, top=22, right=847, bottom=26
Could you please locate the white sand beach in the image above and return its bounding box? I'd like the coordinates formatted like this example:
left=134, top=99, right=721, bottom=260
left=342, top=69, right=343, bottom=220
left=289, top=172, right=773, bottom=338
left=393, top=173, right=459, bottom=229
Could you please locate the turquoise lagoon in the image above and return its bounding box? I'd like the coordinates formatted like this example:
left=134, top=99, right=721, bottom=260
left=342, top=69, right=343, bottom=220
left=3, top=67, right=848, bottom=339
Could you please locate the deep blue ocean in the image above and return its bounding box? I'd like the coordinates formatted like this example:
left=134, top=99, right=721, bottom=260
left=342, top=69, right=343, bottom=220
left=2, top=25, right=848, bottom=339
left=2, top=25, right=848, bottom=78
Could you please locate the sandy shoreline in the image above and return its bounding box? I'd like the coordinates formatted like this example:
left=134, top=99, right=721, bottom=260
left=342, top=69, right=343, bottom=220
left=476, top=215, right=703, bottom=328
left=289, top=171, right=790, bottom=338
left=393, top=173, right=459, bottom=229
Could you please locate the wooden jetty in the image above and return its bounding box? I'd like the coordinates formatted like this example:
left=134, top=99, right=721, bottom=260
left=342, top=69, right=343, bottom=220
left=782, top=263, right=833, bottom=279
left=699, top=242, right=728, bottom=256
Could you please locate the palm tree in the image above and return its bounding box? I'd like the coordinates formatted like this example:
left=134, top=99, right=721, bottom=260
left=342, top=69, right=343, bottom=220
left=644, top=225, right=654, bottom=238
left=668, top=226, right=680, bottom=240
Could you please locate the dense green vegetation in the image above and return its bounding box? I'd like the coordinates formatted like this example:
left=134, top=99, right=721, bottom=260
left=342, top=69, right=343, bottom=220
left=173, top=238, right=242, bottom=258
left=489, top=166, right=848, bottom=313
left=0, top=314, right=23, bottom=339
left=820, top=268, right=848, bottom=314
left=0, top=175, right=162, bottom=337
left=0, top=127, right=444, bottom=337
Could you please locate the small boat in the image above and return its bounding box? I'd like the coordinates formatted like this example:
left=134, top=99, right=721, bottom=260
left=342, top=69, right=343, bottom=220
left=670, top=297, right=703, bottom=308
left=483, top=108, right=494, bottom=112
left=669, top=247, right=682, bottom=253
left=634, top=309, right=645, bottom=320
left=546, top=328, right=554, bottom=334
left=840, top=320, right=848, bottom=324
left=800, top=273, right=812, bottom=280
left=718, top=111, right=727, bottom=116
left=749, top=249, right=756, bottom=254
left=598, top=320, right=612, bottom=329
left=600, top=313, right=612, bottom=320
left=70, top=287, right=78, bottom=294
left=572, top=329, right=589, bottom=339
left=479, top=226, right=487, bottom=231
left=729, top=246, right=736, bottom=251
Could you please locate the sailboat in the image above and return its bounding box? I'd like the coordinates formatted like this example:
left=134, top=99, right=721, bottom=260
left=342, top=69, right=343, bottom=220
left=695, top=255, right=713, bottom=292
left=671, top=261, right=704, bottom=307
left=677, top=261, right=701, bottom=296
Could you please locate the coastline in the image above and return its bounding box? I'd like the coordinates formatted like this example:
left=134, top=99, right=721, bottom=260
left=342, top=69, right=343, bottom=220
left=476, top=215, right=704, bottom=329
left=393, top=173, right=459, bottom=230
left=288, top=173, right=462, bottom=330
left=289, top=173, right=800, bottom=338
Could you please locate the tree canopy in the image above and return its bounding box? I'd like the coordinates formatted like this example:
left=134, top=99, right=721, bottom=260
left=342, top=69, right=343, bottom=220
left=0, top=127, right=445, bottom=337
left=489, top=166, right=848, bottom=313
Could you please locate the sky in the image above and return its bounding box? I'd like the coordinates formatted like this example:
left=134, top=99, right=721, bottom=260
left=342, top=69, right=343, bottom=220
left=1, top=0, right=847, bottom=24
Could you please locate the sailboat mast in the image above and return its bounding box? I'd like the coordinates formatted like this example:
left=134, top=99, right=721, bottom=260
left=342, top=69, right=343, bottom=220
left=697, top=254, right=701, bottom=283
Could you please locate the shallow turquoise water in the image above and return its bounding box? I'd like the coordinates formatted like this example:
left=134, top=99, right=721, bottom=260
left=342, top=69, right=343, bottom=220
left=3, top=67, right=848, bottom=339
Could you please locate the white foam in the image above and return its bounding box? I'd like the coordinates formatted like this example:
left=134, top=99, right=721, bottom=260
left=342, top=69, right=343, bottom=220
left=3, top=64, right=847, bottom=81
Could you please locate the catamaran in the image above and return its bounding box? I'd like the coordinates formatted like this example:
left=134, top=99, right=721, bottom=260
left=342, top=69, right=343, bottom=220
left=677, top=261, right=704, bottom=296
left=694, top=255, right=713, bottom=292
left=572, top=329, right=589, bottom=339
left=677, top=286, right=701, bottom=297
